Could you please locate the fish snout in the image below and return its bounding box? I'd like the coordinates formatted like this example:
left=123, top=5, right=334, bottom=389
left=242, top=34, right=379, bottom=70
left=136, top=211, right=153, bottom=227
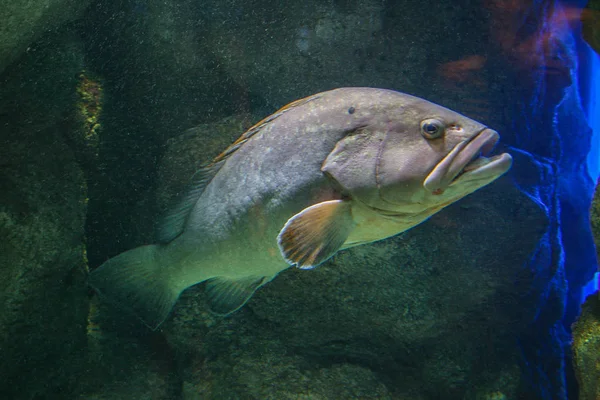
left=423, top=128, right=508, bottom=194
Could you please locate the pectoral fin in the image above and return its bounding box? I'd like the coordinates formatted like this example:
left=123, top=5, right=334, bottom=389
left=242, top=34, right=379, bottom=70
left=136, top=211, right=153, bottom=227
left=277, top=200, right=354, bottom=269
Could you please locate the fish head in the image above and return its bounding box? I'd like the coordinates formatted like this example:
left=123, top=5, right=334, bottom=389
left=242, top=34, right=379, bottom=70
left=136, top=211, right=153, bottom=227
left=322, top=94, right=513, bottom=218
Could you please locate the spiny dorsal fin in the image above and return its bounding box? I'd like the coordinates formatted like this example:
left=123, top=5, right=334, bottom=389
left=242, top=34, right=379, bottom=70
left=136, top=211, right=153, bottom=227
left=211, top=93, right=321, bottom=165
left=157, top=94, right=321, bottom=243
left=157, top=161, right=223, bottom=243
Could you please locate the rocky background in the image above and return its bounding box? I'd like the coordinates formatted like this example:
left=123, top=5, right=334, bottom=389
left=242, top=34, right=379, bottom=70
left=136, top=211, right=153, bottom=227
left=572, top=293, right=600, bottom=400
left=583, top=0, right=600, bottom=53
left=0, top=0, right=598, bottom=399
left=0, top=28, right=91, bottom=399
left=572, top=181, right=600, bottom=400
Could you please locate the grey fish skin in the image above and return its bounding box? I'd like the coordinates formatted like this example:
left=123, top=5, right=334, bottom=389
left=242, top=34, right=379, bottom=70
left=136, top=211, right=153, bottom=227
left=89, top=87, right=512, bottom=329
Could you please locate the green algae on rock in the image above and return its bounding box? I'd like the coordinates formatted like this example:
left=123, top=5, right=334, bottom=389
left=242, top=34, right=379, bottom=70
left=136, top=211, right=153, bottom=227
left=73, top=71, right=103, bottom=165
left=589, top=180, right=600, bottom=262
left=571, top=180, right=600, bottom=400
left=572, top=295, right=600, bottom=400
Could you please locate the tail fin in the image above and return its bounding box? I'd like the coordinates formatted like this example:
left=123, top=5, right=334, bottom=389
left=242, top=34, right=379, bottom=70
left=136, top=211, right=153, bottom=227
left=88, top=244, right=179, bottom=330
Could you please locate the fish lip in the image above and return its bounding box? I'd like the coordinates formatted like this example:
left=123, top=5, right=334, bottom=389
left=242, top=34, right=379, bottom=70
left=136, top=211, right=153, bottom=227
left=450, top=129, right=499, bottom=182
left=451, top=151, right=513, bottom=185
left=424, top=128, right=509, bottom=193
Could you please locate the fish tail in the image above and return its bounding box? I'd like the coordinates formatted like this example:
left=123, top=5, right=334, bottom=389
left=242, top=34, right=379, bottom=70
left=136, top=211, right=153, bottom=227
left=88, top=244, right=179, bottom=330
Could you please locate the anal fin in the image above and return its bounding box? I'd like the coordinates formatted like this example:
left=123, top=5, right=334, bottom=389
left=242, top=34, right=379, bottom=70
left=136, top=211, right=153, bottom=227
left=205, top=276, right=269, bottom=315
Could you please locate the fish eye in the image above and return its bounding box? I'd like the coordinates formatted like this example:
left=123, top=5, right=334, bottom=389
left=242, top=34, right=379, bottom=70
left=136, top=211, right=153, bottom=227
left=420, top=119, right=445, bottom=139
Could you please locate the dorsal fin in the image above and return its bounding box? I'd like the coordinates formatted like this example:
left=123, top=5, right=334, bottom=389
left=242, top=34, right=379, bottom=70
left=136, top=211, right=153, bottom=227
left=157, top=93, right=321, bottom=243
left=157, top=161, right=223, bottom=243
left=210, top=93, right=321, bottom=165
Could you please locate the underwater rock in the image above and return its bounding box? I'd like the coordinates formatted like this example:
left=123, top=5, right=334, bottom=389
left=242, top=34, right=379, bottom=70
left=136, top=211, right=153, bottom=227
left=89, top=0, right=491, bottom=110
left=200, top=0, right=489, bottom=107
left=75, top=297, right=179, bottom=399
left=81, top=0, right=247, bottom=266
left=0, top=30, right=90, bottom=399
left=590, top=180, right=600, bottom=262
left=571, top=180, right=600, bottom=400
left=180, top=335, right=397, bottom=399
left=572, top=295, right=600, bottom=400
left=583, top=0, right=600, bottom=54
left=155, top=118, right=545, bottom=399
left=0, top=0, right=91, bottom=74
left=83, top=0, right=242, bottom=138
left=202, top=0, right=388, bottom=106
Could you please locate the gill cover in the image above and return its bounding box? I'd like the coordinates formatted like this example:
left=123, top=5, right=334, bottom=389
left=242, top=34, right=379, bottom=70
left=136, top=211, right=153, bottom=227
left=321, top=129, right=384, bottom=205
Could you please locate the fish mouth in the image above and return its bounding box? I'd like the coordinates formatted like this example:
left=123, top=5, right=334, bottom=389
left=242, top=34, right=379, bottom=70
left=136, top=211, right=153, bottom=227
left=424, top=128, right=512, bottom=194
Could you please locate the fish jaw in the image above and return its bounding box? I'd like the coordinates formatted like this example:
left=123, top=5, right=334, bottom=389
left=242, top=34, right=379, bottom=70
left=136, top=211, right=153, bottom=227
left=423, top=128, right=511, bottom=194
left=449, top=152, right=512, bottom=187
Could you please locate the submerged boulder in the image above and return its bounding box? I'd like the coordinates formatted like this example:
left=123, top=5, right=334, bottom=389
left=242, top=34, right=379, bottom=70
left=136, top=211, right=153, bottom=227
left=0, top=0, right=91, bottom=74
left=200, top=0, right=489, bottom=107
left=572, top=295, right=600, bottom=400
left=0, top=30, right=90, bottom=399
left=590, top=180, right=600, bottom=262
left=572, top=181, right=600, bottom=399
left=583, top=0, right=600, bottom=54
left=81, top=0, right=246, bottom=266
left=75, top=297, right=179, bottom=400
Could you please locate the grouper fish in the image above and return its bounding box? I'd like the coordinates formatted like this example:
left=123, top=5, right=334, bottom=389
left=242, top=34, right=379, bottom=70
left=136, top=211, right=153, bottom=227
left=89, top=87, right=512, bottom=330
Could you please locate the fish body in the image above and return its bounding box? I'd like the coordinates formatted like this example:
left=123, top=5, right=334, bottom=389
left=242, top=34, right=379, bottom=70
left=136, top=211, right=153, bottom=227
left=89, top=87, right=512, bottom=329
